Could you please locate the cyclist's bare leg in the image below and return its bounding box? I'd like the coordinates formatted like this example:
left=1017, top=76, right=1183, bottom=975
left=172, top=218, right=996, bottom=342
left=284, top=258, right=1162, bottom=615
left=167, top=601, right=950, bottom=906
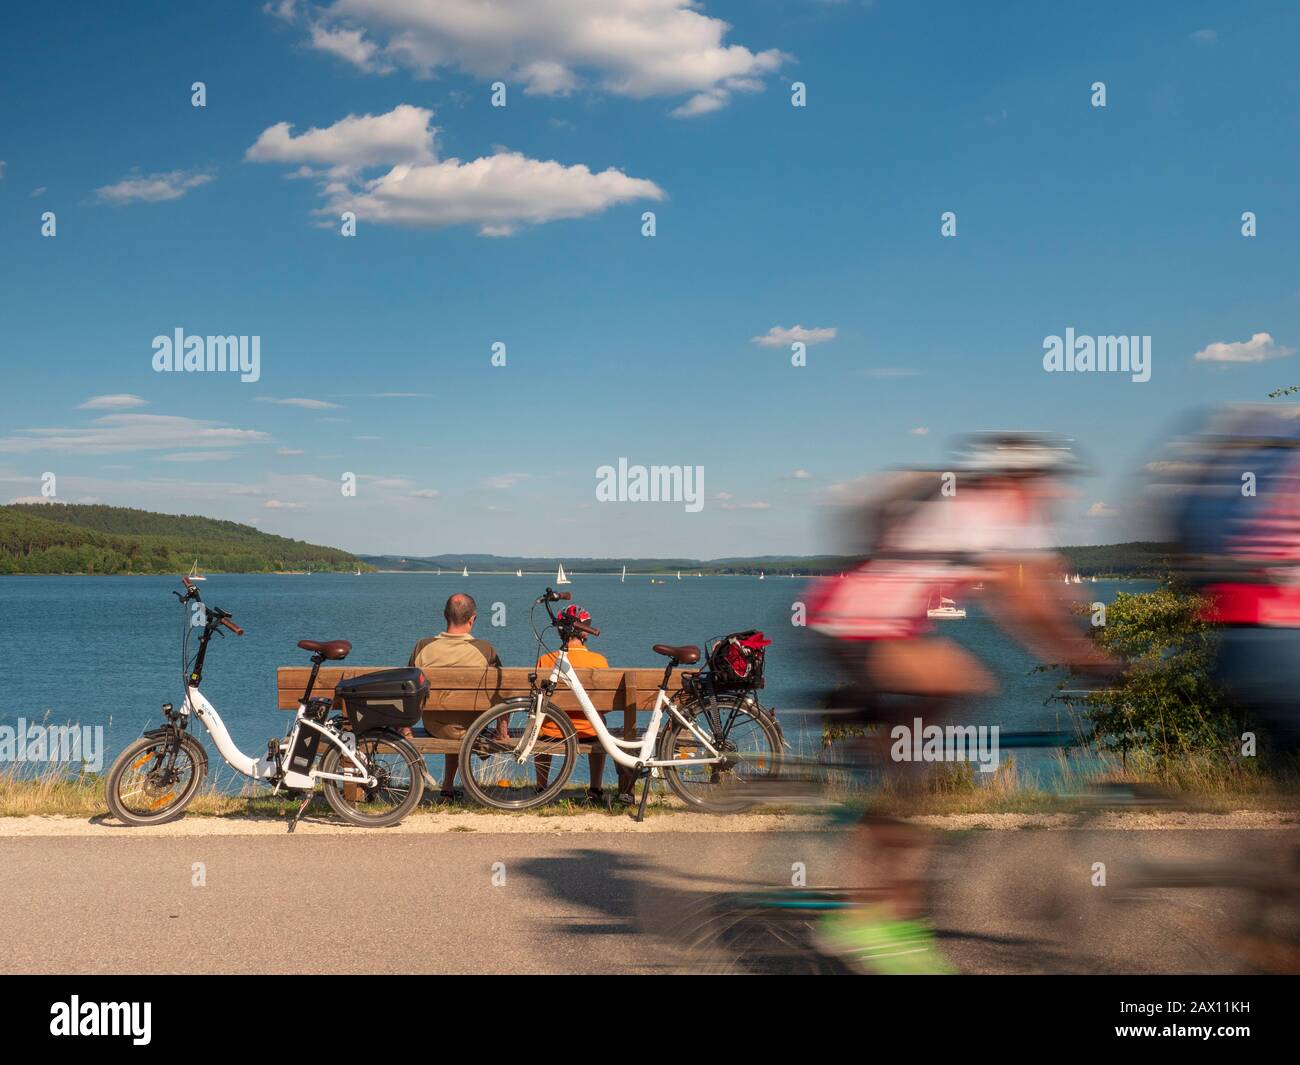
left=820, top=638, right=994, bottom=970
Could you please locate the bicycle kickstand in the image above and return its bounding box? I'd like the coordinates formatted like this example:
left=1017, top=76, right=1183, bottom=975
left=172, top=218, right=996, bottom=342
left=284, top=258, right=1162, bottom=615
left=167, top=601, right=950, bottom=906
left=634, top=768, right=653, bottom=823
left=287, top=792, right=313, bottom=834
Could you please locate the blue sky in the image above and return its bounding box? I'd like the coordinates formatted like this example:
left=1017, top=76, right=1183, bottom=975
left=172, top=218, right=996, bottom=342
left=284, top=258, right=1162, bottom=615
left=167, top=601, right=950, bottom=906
left=1, top=0, right=1297, bottom=558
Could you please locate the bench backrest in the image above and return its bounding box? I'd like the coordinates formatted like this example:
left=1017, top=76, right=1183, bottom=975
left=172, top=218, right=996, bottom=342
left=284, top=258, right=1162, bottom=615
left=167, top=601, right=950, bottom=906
left=276, top=665, right=682, bottom=714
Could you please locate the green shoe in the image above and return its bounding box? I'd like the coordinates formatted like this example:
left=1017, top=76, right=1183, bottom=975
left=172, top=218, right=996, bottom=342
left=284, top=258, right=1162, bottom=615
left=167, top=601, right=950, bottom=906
left=815, top=907, right=957, bottom=975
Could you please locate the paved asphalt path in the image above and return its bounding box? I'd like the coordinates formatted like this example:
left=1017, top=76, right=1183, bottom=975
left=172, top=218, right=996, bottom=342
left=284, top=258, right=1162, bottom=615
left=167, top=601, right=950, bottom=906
left=1, top=828, right=1294, bottom=973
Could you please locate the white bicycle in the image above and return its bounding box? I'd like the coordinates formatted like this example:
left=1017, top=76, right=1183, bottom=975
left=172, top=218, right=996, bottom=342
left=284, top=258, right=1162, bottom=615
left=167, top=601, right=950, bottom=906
left=105, top=577, right=425, bottom=829
left=459, top=589, right=783, bottom=817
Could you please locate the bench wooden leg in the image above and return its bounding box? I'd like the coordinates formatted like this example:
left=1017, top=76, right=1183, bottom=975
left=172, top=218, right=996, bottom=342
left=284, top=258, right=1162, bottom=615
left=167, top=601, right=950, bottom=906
left=617, top=703, right=637, bottom=798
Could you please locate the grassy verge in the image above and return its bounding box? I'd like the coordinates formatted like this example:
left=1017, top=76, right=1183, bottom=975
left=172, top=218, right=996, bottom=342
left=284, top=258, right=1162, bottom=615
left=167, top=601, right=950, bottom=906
left=2, top=750, right=1296, bottom=822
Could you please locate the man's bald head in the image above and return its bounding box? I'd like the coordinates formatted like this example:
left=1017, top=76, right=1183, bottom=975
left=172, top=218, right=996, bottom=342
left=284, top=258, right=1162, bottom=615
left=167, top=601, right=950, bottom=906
left=444, top=593, right=477, bottom=629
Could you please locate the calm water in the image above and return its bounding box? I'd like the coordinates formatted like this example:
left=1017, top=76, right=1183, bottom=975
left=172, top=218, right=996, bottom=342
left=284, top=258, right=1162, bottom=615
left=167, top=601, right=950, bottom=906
left=0, top=573, right=1154, bottom=785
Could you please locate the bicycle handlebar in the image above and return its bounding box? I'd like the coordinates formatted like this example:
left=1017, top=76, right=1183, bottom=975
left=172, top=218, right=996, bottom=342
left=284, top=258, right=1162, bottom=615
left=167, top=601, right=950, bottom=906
left=570, top=620, right=599, bottom=638
left=219, top=617, right=244, bottom=636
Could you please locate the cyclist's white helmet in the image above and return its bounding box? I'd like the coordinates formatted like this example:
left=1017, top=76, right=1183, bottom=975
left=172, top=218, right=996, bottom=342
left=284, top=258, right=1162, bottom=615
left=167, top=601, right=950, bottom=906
left=951, top=431, right=1087, bottom=476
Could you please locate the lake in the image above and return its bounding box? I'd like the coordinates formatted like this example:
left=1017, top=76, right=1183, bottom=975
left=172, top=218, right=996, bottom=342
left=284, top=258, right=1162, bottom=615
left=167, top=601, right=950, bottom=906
left=0, top=573, right=1154, bottom=786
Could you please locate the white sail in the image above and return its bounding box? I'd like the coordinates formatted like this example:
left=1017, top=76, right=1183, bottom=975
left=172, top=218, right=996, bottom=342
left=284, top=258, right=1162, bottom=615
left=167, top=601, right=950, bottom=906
left=187, top=559, right=207, bottom=582
left=677, top=571, right=681, bottom=580
left=621, top=565, right=626, bottom=583
left=759, top=571, right=765, bottom=580
left=516, top=568, right=522, bottom=577
left=461, top=565, right=469, bottom=578
left=556, top=563, right=570, bottom=585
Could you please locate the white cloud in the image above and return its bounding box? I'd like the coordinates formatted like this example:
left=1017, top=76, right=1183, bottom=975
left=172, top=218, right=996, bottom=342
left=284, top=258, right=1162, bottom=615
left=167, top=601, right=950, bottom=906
left=160, top=451, right=237, bottom=463
left=672, top=90, right=728, bottom=118
left=31, top=186, right=46, bottom=197
left=910, top=427, right=929, bottom=435
left=1193, top=332, right=1295, bottom=364
left=720, top=500, right=772, bottom=510
left=782, top=469, right=814, bottom=480
left=309, top=23, right=393, bottom=72
left=246, top=105, right=435, bottom=169
left=264, top=499, right=306, bottom=510
left=277, top=447, right=306, bottom=456
left=486, top=473, right=529, bottom=489
left=408, top=488, right=440, bottom=499
left=1189, top=29, right=1217, bottom=45
left=94, top=169, right=214, bottom=205
left=752, top=325, right=837, bottom=348
left=248, top=105, right=663, bottom=234
left=861, top=367, right=923, bottom=378
left=286, top=0, right=789, bottom=115
left=254, top=396, right=341, bottom=410
left=264, top=0, right=299, bottom=21
left=0, top=414, right=268, bottom=456
left=1088, top=501, right=1119, bottom=517
left=329, top=150, right=663, bottom=235
left=8, top=496, right=61, bottom=505
left=78, top=394, right=148, bottom=411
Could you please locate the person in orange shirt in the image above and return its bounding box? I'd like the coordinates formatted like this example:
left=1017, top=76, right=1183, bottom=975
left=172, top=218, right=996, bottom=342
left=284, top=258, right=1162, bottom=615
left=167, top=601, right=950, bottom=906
left=535, top=605, right=610, bottom=803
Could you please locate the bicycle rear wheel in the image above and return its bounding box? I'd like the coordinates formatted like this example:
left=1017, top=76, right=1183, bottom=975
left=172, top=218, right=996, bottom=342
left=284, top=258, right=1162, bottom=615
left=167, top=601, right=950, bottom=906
left=319, top=732, right=424, bottom=827
left=656, top=695, right=783, bottom=813
left=460, top=702, right=578, bottom=810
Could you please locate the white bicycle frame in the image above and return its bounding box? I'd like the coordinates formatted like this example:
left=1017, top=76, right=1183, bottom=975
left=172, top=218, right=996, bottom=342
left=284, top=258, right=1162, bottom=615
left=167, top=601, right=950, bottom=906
left=514, top=650, right=724, bottom=770
left=182, top=686, right=376, bottom=791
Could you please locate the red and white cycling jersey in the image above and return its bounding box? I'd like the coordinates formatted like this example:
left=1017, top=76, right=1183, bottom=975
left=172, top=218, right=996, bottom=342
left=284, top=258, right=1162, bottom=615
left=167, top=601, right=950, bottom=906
left=808, top=487, right=1054, bottom=640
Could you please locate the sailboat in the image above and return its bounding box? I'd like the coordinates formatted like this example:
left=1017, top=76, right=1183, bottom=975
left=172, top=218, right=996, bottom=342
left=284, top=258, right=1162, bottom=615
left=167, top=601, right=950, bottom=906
left=1091, top=576, right=1097, bottom=583
left=926, top=587, right=966, bottom=619
left=1072, top=573, right=1083, bottom=584
left=621, top=565, right=626, bottom=583
left=354, top=567, right=361, bottom=576
left=461, top=564, right=469, bottom=578
left=516, top=568, right=522, bottom=577
left=758, top=572, right=765, bottom=580
left=676, top=571, right=681, bottom=580
left=186, top=559, right=207, bottom=582
left=556, top=563, right=570, bottom=585
left=1063, top=574, right=1070, bottom=585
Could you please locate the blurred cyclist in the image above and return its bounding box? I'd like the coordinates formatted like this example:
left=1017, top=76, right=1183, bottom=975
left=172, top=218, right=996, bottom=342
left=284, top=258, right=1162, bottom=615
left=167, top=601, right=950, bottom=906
left=1158, top=405, right=1300, bottom=758
left=806, top=432, right=1114, bottom=973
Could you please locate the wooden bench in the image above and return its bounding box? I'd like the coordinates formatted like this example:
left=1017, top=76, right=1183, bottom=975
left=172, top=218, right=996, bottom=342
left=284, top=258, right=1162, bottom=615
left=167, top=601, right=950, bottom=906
left=276, top=664, right=683, bottom=762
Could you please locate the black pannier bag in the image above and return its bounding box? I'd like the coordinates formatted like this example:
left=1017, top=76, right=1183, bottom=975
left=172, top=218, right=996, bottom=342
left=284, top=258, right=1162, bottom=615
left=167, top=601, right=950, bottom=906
left=335, top=668, right=429, bottom=733
left=706, top=631, right=772, bottom=689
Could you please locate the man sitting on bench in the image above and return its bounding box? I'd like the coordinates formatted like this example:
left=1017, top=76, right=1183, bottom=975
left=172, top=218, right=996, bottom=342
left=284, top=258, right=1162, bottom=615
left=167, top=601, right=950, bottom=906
left=409, top=593, right=500, bottom=802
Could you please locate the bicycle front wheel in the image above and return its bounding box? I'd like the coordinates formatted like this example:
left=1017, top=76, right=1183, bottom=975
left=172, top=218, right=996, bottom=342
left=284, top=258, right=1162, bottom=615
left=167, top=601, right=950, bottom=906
left=657, top=695, right=783, bottom=813
left=319, top=732, right=425, bottom=827
left=460, top=702, right=578, bottom=810
left=105, top=732, right=208, bottom=826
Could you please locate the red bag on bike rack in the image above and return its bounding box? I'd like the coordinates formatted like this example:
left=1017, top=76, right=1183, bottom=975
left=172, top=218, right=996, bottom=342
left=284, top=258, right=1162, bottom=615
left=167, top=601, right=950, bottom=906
left=707, top=631, right=771, bottom=689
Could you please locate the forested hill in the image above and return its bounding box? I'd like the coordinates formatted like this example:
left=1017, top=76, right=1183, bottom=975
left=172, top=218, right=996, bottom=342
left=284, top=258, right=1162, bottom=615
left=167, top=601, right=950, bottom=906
left=0, top=503, right=367, bottom=575
left=362, top=543, right=1177, bottom=578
